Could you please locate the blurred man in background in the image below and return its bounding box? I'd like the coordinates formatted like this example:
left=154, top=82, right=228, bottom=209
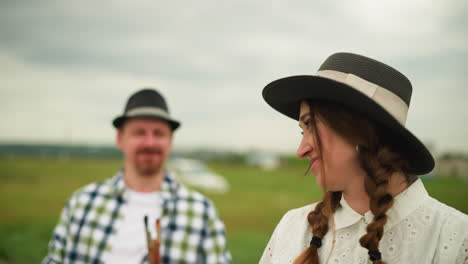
left=43, top=88, right=231, bottom=264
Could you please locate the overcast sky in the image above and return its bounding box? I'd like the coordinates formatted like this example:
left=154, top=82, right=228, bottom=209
left=1, top=0, right=467, bottom=155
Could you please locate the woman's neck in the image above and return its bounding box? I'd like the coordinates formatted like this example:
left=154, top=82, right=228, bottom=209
left=342, top=171, right=409, bottom=215
left=342, top=179, right=370, bottom=215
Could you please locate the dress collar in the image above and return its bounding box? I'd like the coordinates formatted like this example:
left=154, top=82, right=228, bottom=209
left=334, top=194, right=364, bottom=230
left=385, top=178, right=430, bottom=229
left=334, top=178, right=430, bottom=230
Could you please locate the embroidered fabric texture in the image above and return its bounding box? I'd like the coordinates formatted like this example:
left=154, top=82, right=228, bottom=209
left=259, top=179, right=468, bottom=264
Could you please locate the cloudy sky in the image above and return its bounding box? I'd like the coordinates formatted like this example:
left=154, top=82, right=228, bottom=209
left=1, top=0, right=467, bottom=154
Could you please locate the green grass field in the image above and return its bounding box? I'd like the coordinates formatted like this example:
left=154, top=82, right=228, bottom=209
left=0, top=157, right=467, bottom=263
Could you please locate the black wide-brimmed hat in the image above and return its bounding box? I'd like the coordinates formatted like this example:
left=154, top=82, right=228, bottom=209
left=113, top=88, right=181, bottom=130
left=262, top=52, right=434, bottom=175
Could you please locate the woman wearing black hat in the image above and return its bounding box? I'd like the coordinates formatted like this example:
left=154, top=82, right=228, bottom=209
left=259, top=53, right=467, bottom=264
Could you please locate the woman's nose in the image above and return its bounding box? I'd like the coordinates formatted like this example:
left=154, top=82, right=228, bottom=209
left=296, top=136, right=312, bottom=158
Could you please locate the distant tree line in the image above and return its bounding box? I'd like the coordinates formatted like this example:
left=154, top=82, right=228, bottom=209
left=0, top=143, right=308, bottom=167
left=0, top=144, right=250, bottom=163
left=0, top=143, right=122, bottom=159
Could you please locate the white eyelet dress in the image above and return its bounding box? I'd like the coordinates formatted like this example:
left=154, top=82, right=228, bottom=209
left=259, top=179, right=468, bottom=264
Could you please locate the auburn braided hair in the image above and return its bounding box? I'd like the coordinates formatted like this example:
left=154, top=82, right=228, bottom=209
left=293, top=100, right=411, bottom=264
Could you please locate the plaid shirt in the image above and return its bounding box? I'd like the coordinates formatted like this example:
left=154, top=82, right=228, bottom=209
left=43, top=170, right=231, bottom=264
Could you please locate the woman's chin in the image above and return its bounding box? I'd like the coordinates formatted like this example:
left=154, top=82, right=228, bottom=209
left=314, top=175, right=325, bottom=189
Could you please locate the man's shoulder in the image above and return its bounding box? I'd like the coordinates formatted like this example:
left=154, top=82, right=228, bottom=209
left=165, top=172, right=211, bottom=201
left=67, top=176, right=117, bottom=204
left=173, top=182, right=213, bottom=206
left=165, top=178, right=222, bottom=219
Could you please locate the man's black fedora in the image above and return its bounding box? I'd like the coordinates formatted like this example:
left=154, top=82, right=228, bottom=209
left=113, top=88, right=181, bottom=130
left=262, top=52, right=434, bottom=175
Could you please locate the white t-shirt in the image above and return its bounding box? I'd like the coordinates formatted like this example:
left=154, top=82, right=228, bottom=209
left=102, top=189, right=162, bottom=263
left=260, top=179, right=468, bottom=264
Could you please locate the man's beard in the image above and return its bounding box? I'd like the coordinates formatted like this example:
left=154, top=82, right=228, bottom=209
left=134, top=147, right=164, bottom=176
left=136, top=163, right=162, bottom=176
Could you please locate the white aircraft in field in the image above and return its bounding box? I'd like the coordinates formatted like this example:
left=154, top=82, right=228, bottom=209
left=168, top=158, right=230, bottom=194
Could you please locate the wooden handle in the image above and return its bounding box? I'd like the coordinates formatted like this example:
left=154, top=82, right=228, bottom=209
left=148, top=240, right=160, bottom=264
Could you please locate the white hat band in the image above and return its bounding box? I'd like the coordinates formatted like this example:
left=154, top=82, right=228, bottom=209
left=126, top=107, right=171, bottom=120
left=316, top=70, right=409, bottom=125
